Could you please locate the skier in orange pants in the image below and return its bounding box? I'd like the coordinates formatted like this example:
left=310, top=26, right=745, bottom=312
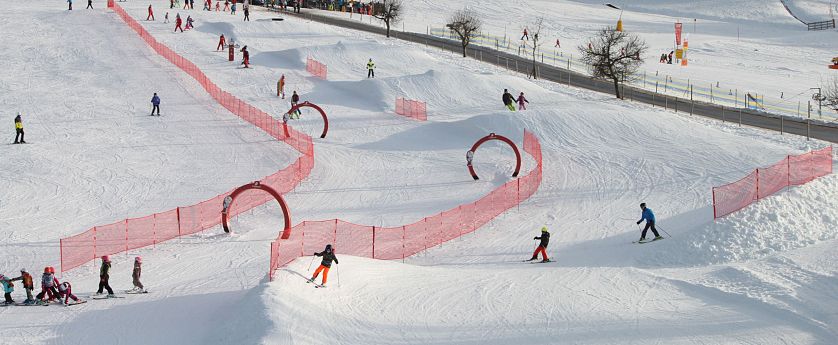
left=309, top=244, right=339, bottom=286
left=526, top=227, right=551, bottom=262
left=147, top=5, right=155, bottom=20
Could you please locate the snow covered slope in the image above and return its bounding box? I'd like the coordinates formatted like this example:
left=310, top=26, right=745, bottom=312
left=0, top=2, right=836, bottom=344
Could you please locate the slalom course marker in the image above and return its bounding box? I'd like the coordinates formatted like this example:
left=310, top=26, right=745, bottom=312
left=284, top=101, right=329, bottom=138
left=221, top=181, right=292, bottom=239
left=467, top=133, right=522, bottom=180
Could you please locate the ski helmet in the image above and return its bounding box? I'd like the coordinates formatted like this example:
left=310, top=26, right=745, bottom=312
left=20, top=268, right=27, bottom=273
left=102, top=255, right=110, bottom=263
left=541, top=226, right=548, bottom=232
left=44, top=267, right=50, bottom=273
left=47, top=266, right=55, bottom=274
left=325, top=244, right=332, bottom=252
left=640, top=203, right=646, bottom=208
left=135, top=256, right=142, bottom=263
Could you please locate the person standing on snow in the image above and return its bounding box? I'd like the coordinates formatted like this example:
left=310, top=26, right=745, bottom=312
left=240, top=45, right=250, bottom=68
left=36, top=267, right=59, bottom=302
left=56, top=281, right=82, bottom=305
left=13, top=112, right=25, bottom=144
left=309, top=244, right=339, bottom=286
left=554, top=38, right=561, bottom=48
left=131, top=256, right=145, bottom=292
left=231, top=1, right=237, bottom=14
left=215, top=0, right=220, bottom=11
left=290, top=91, right=301, bottom=118
left=11, top=269, right=35, bottom=304
left=217, top=34, right=226, bottom=51
left=96, top=255, right=115, bottom=297
left=521, top=27, right=529, bottom=40
left=174, top=14, right=184, bottom=32
left=86, top=0, right=93, bottom=9
left=526, top=227, right=551, bottom=262
left=223, top=0, right=229, bottom=11
left=203, top=0, right=210, bottom=11
left=502, top=89, right=516, bottom=111
left=243, top=5, right=250, bottom=21
left=164, top=12, right=170, bottom=23
left=147, top=4, right=155, bottom=20
left=185, top=15, right=194, bottom=30
left=277, top=74, right=286, bottom=98
left=67, top=0, right=73, bottom=10
left=0, top=274, right=14, bottom=304
left=517, top=92, right=529, bottom=110
left=636, top=202, right=662, bottom=242
left=366, top=58, right=375, bottom=78
left=151, top=93, right=161, bottom=116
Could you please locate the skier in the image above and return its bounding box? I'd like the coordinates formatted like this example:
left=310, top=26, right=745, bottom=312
left=240, top=45, right=250, bottom=68
left=13, top=112, right=25, bottom=144
left=231, top=1, right=236, bottom=14
left=466, top=150, right=474, bottom=166
left=10, top=269, right=35, bottom=304
left=36, top=267, right=59, bottom=302
left=183, top=0, right=190, bottom=9
left=290, top=91, right=301, bottom=118
left=56, top=281, right=82, bottom=305
left=185, top=15, right=194, bottom=30
left=277, top=74, right=285, bottom=98
left=215, top=0, right=220, bottom=11
left=0, top=274, right=14, bottom=304
left=67, top=0, right=73, bottom=10
left=151, top=93, right=161, bottom=116
left=164, top=12, right=170, bottom=23
left=147, top=4, right=155, bottom=20
left=517, top=92, right=529, bottom=110
left=223, top=0, right=229, bottom=11
left=243, top=6, right=250, bottom=21
left=174, top=14, right=184, bottom=32
left=526, top=227, right=551, bottom=262
left=554, top=38, right=561, bottom=48
left=667, top=51, right=673, bottom=64
left=366, top=58, right=375, bottom=78
left=130, top=256, right=145, bottom=293
left=203, top=0, right=210, bottom=10
left=86, top=0, right=93, bottom=9
left=309, top=244, right=339, bottom=286
left=521, top=28, right=529, bottom=40
left=96, top=255, right=115, bottom=297
left=636, top=202, right=662, bottom=242
left=502, top=89, right=516, bottom=111
left=170, top=0, right=174, bottom=9
left=217, top=34, right=226, bottom=51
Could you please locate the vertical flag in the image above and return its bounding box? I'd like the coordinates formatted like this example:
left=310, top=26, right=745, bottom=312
left=675, top=22, right=683, bottom=46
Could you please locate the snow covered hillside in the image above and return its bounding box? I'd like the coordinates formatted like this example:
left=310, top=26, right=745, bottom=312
left=0, top=1, right=836, bottom=344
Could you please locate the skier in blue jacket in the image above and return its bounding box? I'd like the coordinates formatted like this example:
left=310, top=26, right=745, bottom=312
left=151, top=93, right=161, bottom=116
left=636, top=202, right=662, bottom=242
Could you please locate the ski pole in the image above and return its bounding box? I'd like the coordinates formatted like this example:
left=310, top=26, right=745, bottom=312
left=658, top=225, right=672, bottom=238
left=336, top=264, right=341, bottom=288
left=307, top=255, right=315, bottom=271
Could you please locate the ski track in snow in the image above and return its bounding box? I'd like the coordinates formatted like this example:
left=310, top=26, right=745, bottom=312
left=0, top=2, right=836, bottom=344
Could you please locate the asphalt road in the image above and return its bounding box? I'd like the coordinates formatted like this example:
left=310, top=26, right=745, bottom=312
left=275, top=8, right=838, bottom=144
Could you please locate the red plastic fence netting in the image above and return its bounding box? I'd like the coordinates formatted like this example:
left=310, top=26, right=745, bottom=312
left=60, top=3, right=316, bottom=273
left=269, top=130, right=542, bottom=280
left=712, top=146, right=833, bottom=219
left=306, top=58, right=328, bottom=79
left=395, top=97, right=427, bottom=121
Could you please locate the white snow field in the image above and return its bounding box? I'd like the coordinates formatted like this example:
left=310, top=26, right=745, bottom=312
left=0, top=1, right=836, bottom=344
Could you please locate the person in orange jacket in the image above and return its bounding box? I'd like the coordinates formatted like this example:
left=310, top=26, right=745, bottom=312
left=277, top=74, right=285, bottom=98
left=309, top=244, right=339, bottom=286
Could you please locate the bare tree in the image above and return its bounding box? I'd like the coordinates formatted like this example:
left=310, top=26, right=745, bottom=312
left=447, top=9, right=482, bottom=58
left=824, top=76, right=838, bottom=114
left=372, top=0, right=403, bottom=38
left=578, top=27, right=648, bottom=99
left=528, top=17, right=545, bottom=79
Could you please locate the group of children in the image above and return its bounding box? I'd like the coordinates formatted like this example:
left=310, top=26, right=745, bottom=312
left=501, top=89, right=530, bottom=111
left=0, top=255, right=146, bottom=306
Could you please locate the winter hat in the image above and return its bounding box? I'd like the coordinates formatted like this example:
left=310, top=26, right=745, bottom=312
left=541, top=226, right=548, bottom=232
left=135, top=256, right=142, bottom=263
left=48, top=266, right=55, bottom=274
left=102, top=255, right=111, bottom=263
left=640, top=203, right=646, bottom=208
left=20, top=268, right=27, bottom=273
left=325, top=244, right=332, bottom=252
left=44, top=267, right=50, bottom=274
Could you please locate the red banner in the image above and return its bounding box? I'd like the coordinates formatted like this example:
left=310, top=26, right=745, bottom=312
left=675, top=22, right=683, bottom=46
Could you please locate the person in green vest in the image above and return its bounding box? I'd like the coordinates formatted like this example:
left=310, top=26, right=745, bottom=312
left=366, top=58, right=375, bottom=78
left=13, top=112, right=25, bottom=144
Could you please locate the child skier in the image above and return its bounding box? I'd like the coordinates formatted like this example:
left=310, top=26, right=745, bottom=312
left=37, top=267, right=59, bottom=302
left=223, top=0, right=229, bottom=11
left=131, top=256, right=145, bottom=293
left=174, top=14, right=184, bottom=32
left=240, top=45, right=250, bottom=68
left=13, top=112, right=25, bottom=144
left=521, top=28, right=529, bottom=40
left=309, top=244, right=339, bottom=286
left=151, top=93, right=161, bottom=116
left=217, top=34, right=226, bottom=51
left=290, top=91, right=301, bottom=118
left=231, top=1, right=236, bottom=14
left=526, top=227, right=551, bottom=262
left=243, top=6, right=250, bottom=21
left=11, top=269, right=35, bottom=304
left=277, top=74, right=286, bottom=98
left=502, top=89, right=516, bottom=111
left=68, top=0, right=73, bottom=11
left=366, top=58, right=375, bottom=78
left=636, top=203, right=663, bottom=242
left=164, top=12, right=169, bottom=23
left=185, top=15, right=194, bottom=30
left=0, top=274, right=14, bottom=305
left=96, top=255, right=115, bottom=296
left=56, top=281, right=82, bottom=305
left=86, top=0, right=93, bottom=9
left=517, top=92, right=529, bottom=110
left=147, top=4, right=155, bottom=20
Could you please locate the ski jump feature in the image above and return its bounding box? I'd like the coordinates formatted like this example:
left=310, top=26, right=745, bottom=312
left=466, top=133, right=522, bottom=180
left=285, top=101, right=329, bottom=138
left=221, top=181, right=292, bottom=239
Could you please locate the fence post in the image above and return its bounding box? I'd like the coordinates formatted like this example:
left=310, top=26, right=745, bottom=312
left=59, top=239, right=64, bottom=274
left=755, top=169, right=760, bottom=200
left=711, top=187, right=717, bottom=219
left=124, top=219, right=129, bottom=253
left=402, top=226, right=406, bottom=262
left=93, top=226, right=97, bottom=260
left=176, top=207, right=182, bottom=237
left=780, top=116, right=784, bottom=135
left=372, top=226, right=376, bottom=259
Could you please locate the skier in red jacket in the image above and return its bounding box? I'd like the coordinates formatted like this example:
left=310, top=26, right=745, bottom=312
left=174, top=14, right=184, bottom=32
left=217, top=34, right=226, bottom=51
left=147, top=4, right=155, bottom=20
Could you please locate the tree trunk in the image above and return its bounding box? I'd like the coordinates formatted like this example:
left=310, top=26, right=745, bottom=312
left=385, top=20, right=391, bottom=38
left=612, top=77, right=622, bottom=99
left=462, top=44, right=467, bottom=57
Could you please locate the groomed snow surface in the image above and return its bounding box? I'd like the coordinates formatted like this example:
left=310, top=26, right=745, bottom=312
left=0, top=1, right=836, bottom=344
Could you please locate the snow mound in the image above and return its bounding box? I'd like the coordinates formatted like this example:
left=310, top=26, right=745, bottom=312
left=647, top=173, right=838, bottom=266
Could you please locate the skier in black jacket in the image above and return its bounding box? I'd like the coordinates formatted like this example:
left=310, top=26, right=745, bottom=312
left=526, top=227, right=550, bottom=262
left=502, top=89, right=516, bottom=111
left=310, top=244, right=339, bottom=286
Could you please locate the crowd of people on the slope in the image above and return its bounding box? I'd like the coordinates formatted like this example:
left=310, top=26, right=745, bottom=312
left=1, top=256, right=146, bottom=306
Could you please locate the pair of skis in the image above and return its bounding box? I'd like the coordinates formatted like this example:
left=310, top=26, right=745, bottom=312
left=305, top=279, right=326, bottom=288
left=632, top=237, right=665, bottom=244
